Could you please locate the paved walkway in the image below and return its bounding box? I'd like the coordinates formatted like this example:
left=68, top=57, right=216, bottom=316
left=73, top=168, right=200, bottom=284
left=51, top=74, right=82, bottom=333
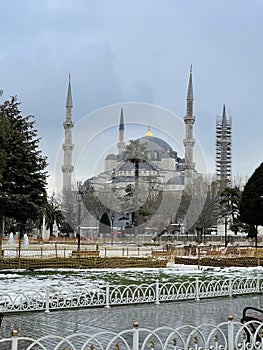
left=1, top=294, right=262, bottom=339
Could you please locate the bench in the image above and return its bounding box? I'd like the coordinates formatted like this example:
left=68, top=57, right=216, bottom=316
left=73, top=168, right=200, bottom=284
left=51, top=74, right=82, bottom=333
left=72, top=250, right=100, bottom=257
left=241, top=307, right=263, bottom=341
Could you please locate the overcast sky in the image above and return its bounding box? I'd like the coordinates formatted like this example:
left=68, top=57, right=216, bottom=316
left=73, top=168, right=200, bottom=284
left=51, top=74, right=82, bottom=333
left=0, top=0, right=262, bottom=192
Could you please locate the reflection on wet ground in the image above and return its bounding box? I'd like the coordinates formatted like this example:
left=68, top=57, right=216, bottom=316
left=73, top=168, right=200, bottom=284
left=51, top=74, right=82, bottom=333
left=1, top=294, right=263, bottom=339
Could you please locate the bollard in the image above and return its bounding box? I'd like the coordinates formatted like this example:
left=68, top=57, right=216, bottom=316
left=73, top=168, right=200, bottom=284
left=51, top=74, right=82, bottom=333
left=11, top=330, right=18, bottom=350
left=155, top=279, right=160, bottom=305
left=227, top=315, right=234, bottom=350
left=105, top=282, right=110, bottom=308
left=133, top=322, right=139, bottom=350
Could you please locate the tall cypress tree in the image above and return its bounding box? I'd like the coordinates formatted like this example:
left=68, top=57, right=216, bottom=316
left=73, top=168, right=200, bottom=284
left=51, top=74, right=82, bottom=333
left=240, top=162, right=263, bottom=243
left=0, top=97, right=48, bottom=231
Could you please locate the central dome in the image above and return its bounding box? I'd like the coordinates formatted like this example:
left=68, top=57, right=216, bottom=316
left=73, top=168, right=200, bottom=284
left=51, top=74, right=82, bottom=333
left=138, top=136, right=176, bottom=159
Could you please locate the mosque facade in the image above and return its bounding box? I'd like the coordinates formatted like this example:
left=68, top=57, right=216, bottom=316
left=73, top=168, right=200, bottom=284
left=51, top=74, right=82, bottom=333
left=60, top=67, right=231, bottom=232
left=62, top=67, right=196, bottom=197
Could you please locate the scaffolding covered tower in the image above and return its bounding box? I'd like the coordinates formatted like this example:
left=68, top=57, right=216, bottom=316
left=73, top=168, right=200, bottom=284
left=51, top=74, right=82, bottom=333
left=216, top=103, right=232, bottom=187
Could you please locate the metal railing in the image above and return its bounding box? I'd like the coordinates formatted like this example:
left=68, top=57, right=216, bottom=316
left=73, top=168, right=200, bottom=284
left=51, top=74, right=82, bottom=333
left=1, top=276, right=262, bottom=313
left=1, top=317, right=263, bottom=350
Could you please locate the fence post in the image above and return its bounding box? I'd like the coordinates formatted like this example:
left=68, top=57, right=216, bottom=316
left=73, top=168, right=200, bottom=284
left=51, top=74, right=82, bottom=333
left=257, top=275, right=260, bottom=293
left=45, top=288, right=50, bottom=313
left=229, top=277, right=232, bottom=297
left=133, top=322, right=139, bottom=350
left=195, top=277, right=200, bottom=301
left=155, top=279, right=160, bottom=305
left=227, top=315, right=234, bottom=350
left=105, top=282, right=110, bottom=308
left=11, top=330, right=18, bottom=350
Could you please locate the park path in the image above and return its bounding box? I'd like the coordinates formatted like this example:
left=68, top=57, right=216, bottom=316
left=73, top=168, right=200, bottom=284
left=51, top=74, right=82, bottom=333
left=1, top=294, right=262, bottom=339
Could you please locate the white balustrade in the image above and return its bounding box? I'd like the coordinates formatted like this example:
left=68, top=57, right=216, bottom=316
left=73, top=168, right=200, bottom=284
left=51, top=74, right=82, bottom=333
left=1, top=318, right=263, bottom=350
left=0, top=276, right=262, bottom=313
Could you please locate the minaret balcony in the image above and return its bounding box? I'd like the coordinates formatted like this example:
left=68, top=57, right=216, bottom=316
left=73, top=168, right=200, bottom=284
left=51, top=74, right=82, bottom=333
left=62, top=165, right=74, bottom=173
left=62, top=144, right=74, bottom=151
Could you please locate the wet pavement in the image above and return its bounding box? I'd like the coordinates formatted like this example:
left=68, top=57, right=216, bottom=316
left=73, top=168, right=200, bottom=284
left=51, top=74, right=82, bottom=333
left=1, top=294, right=263, bottom=339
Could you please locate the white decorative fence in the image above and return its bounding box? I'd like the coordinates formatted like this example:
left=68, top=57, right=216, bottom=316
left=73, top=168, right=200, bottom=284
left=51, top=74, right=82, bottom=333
left=1, top=318, right=263, bottom=350
left=0, top=276, right=262, bottom=313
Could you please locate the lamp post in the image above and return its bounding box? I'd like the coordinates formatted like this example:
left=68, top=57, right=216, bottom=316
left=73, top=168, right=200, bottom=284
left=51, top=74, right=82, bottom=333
left=110, top=212, right=115, bottom=246
left=224, top=214, right=228, bottom=248
left=77, top=184, right=84, bottom=251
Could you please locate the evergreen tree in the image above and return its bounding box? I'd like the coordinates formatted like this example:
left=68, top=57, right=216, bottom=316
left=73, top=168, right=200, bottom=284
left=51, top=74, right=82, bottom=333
left=240, top=162, right=263, bottom=245
left=220, top=186, right=242, bottom=235
left=0, top=97, right=48, bottom=232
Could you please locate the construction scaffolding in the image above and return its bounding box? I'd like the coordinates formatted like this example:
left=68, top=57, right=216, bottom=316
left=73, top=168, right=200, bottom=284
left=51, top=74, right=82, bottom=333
left=216, top=104, right=232, bottom=187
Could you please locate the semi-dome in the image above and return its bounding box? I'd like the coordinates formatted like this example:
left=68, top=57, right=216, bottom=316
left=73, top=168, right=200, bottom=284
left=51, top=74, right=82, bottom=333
left=105, top=153, right=117, bottom=160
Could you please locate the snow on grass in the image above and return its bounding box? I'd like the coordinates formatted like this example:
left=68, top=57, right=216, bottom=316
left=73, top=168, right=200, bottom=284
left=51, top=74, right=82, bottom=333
left=0, top=265, right=262, bottom=296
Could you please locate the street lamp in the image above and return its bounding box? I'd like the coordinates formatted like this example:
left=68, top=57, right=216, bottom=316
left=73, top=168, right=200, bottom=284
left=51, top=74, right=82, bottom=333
left=224, top=214, right=228, bottom=248
left=110, top=212, right=115, bottom=246
left=77, top=183, right=84, bottom=251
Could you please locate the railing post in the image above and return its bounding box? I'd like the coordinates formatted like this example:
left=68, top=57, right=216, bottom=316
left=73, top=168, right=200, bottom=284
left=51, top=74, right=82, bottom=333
left=195, top=277, right=200, bottom=301
left=257, top=275, right=260, bottom=293
left=105, top=282, right=110, bottom=308
left=229, top=277, right=232, bottom=297
left=11, top=330, right=18, bottom=350
left=155, top=279, right=160, bottom=304
left=227, top=315, right=234, bottom=350
left=45, top=288, right=50, bottom=313
left=133, top=322, right=139, bottom=350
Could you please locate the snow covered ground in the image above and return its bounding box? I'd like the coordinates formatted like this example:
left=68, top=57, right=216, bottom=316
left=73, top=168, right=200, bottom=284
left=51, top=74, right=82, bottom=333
left=0, top=265, right=262, bottom=296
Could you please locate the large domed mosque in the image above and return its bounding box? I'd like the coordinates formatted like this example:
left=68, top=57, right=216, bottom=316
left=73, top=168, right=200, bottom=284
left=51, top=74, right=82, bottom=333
left=61, top=67, right=206, bottom=236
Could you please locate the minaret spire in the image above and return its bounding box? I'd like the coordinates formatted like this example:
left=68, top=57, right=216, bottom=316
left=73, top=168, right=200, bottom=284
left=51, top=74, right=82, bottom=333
left=183, top=65, right=196, bottom=186
left=222, top=102, right=227, bottom=127
left=117, top=107, right=126, bottom=154
left=66, top=73, right=73, bottom=109
left=62, top=75, right=74, bottom=193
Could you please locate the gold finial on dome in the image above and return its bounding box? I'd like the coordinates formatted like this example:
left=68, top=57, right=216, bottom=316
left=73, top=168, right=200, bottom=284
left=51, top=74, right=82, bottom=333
left=146, top=122, right=153, bottom=137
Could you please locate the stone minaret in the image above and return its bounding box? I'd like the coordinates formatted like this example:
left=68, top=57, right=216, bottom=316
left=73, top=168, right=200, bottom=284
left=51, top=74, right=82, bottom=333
left=183, top=65, right=196, bottom=186
left=62, top=75, right=74, bottom=193
left=117, top=107, right=126, bottom=154
left=216, top=103, right=232, bottom=188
